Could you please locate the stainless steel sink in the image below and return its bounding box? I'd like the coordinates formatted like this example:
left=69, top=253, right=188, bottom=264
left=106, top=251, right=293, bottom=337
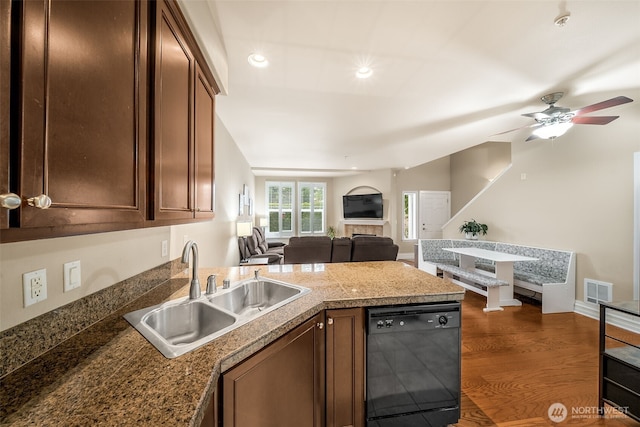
left=208, top=278, right=307, bottom=319
left=124, top=299, right=237, bottom=358
left=146, top=301, right=236, bottom=345
left=124, top=278, right=309, bottom=358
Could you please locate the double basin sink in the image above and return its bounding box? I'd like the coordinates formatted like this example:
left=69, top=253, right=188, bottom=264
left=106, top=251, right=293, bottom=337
left=124, top=277, right=310, bottom=358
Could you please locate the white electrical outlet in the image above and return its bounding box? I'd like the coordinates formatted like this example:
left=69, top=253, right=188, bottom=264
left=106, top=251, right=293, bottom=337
left=161, top=240, right=169, bottom=257
left=23, top=268, right=47, bottom=307
left=63, top=260, right=82, bottom=292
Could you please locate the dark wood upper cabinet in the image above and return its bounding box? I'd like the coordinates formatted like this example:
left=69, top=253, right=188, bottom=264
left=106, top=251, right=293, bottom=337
left=194, top=62, right=216, bottom=218
left=1, top=0, right=217, bottom=242
left=11, top=0, right=147, bottom=236
left=150, top=0, right=215, bottom=222
left=0, top=0, right=11, bottom=230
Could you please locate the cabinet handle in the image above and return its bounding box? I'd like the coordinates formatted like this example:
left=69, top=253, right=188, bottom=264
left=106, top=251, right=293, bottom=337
left=0, top=193, right=21, bottom=210
left=317, top=322, right=324, bottom=329
left=327, top=317, right=334, bottom=325
left=27, top=194, right=52, bottom=209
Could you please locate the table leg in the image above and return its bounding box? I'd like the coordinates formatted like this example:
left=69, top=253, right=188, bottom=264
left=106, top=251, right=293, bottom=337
left=484, top=287, right=504, bottom=312
left=459, top=254, right=475, bottom=270
left=495, top=261, right=522, bottom=307
left=460, top=255, right=504, bottom=312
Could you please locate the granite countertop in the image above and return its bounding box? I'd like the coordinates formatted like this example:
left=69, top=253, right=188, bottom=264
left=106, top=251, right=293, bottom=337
left=0, top=261, right=464, bottom=426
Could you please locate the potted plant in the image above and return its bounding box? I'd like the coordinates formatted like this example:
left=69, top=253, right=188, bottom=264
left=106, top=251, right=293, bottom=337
left=327, top=226, right=337, bottom=239
left=459, top=219, right=488, bottom=240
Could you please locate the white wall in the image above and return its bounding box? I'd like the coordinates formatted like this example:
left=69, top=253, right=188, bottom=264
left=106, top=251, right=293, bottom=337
left=450, top=142, right=511, bottom=213
left=0, top=116, right=254, bottom=331
left=444, top=90, right=640, bottom=302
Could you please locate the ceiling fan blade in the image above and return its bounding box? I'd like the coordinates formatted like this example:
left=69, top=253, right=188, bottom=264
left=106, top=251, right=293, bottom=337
left=525, top=133, right=541, bottom=142
left=573, top=96, right=633, bottom=116
left=572, top=115, right=620, bottom=125
left=491, top=123, right=542, bottom=137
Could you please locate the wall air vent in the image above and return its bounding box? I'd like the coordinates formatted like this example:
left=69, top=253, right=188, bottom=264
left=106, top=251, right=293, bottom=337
left=584, top=278, right=613, bottom=304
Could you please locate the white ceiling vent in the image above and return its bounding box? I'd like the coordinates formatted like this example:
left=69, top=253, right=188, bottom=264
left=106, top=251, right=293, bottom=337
left=584, top=278, right=613, bottom=304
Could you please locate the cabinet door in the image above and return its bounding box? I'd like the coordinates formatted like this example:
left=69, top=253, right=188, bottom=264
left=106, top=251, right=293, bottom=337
left=0, top=0, right=10, bottom=229
left=326, top=308, right=365, bottom=427
left=15, top=0, right=146, bottom=232
left=222, top=313, right=325, bottom=427
left=151, top=0, right=194, bottom=220
left=194, top=62, right=215, bottom=218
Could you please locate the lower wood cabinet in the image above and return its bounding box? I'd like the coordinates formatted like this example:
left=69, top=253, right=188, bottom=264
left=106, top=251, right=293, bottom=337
left=221, top=313, right=326, bottom=427
left=326, top=308, right=365, bottom=427
left=217, top=308, right=365, bottom=427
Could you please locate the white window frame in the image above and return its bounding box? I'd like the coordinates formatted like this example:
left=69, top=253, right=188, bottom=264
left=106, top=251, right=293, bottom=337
left=402, top=191, right=418, bottom=241
left=265, top=181, right=295, bottom=238
left=298, top=182, right=326, bottom=235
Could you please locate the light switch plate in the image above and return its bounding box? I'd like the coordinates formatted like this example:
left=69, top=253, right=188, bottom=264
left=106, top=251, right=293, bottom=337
left=64, top=260, right=82, bottom=292
left=23, top=268, right=47, bottom=307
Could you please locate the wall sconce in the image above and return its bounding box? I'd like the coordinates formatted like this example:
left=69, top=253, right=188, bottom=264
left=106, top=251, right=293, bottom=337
left=236, top=221, right=253, bottom=237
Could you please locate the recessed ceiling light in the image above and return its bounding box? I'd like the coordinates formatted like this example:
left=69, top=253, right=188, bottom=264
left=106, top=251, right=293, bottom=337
left=355, top=66, right=373, bottom=79
left=248, top=53, right=269, bottom=68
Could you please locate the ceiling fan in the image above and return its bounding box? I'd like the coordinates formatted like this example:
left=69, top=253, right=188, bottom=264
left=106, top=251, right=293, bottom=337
left=495, top=92, right=633, bottom=142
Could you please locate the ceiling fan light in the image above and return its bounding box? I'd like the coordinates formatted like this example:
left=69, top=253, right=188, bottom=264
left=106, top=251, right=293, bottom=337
left=533, top=122, right=573, bottom=139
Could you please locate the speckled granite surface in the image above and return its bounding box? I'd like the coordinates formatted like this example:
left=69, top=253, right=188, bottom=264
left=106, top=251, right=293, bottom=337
left=0, top=261, right=464, bottom=426
left=0, top=258, right=186, bottom=378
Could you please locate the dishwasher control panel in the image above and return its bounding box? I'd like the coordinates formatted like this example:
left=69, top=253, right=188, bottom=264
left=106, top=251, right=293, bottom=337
left=368, top=302, right=461, bottom=334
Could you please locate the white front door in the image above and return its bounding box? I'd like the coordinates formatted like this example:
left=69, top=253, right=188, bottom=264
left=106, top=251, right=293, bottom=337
left=419, top=191, right=451, bottom=239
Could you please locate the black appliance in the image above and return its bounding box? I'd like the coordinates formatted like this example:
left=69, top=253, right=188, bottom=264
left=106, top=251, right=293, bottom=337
left=343, top=193, right=383, bottom=219
left=366, top=303, right=461, bottom=426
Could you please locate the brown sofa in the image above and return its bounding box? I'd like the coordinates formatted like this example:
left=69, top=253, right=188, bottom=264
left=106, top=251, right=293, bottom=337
left=283, top=236, right=333, bottom=264
left=283, top=235, right=398, bottom=264
left=238, top=227, right=285, bottom=264
left=350, top=236, right=399, bottom=262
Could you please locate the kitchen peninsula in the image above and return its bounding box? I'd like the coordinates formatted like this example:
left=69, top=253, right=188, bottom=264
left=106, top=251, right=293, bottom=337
left=0, top=262, right=464, bottom=426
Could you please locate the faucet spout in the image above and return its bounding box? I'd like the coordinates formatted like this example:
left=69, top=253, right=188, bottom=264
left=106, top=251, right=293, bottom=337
left=181, top=240, right=201, bottom=299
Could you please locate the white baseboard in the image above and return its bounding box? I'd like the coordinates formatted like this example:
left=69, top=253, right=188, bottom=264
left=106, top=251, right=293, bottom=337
left=397, top=252, right=414, bottom=260
left=574, top=300, right=640, bottom=333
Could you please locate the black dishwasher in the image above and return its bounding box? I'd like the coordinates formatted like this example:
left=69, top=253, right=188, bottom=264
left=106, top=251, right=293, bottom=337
left=366, top=302, right=461, bottom=426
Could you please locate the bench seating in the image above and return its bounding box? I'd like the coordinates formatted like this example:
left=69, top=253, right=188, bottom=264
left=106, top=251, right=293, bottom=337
left=437, top=264, right=509, bottom=312
left=418, top=239, right=576, bottom=313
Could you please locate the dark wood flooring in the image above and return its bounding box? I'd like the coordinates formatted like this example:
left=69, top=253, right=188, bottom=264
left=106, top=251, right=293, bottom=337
left=457, top=291, right=638, bottom=426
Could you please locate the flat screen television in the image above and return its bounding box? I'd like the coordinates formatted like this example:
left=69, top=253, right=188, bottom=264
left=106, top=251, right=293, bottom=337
left=342, top=193, right=383, bottom=219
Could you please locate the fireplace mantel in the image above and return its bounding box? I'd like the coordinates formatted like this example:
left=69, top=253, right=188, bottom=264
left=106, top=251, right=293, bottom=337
left=341, top=219, right=387, bottom=226
left=340, top=219, right=388, bottom=236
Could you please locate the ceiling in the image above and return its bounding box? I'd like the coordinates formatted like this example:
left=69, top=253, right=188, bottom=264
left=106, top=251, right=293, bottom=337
left=205, top=1, right=640, bottom=177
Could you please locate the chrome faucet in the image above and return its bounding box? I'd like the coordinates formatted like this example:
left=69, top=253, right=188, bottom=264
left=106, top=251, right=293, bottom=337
left=181, top=240, right=201, bottom=299
left=254, top=269, right=261, bottom=281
